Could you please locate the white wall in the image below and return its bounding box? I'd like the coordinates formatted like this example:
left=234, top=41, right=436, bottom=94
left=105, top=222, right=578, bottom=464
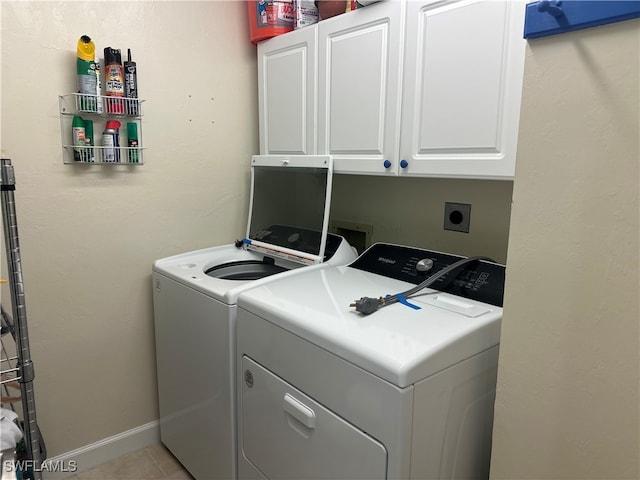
left=491, top=19, right=640, bottom=478
left=331, top=175, right=513, bottom=263
left=1, top=1, right=257, bottom=457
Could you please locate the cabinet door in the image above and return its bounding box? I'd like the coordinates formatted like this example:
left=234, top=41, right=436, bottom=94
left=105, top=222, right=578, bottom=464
left=258, top=26, right=317, bottom=155
left=399, top=0, right=526, bottom=179
left=318, top=1, right=404, bottom=175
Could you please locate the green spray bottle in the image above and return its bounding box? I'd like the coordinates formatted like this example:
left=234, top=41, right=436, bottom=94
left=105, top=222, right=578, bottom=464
left=127, top=122, right=139, bottom=163
left=76, top=35, right=97, bottom=112
left=84, top=119, right=94, bottom=162
left=72, top=115, right=86, bottom=161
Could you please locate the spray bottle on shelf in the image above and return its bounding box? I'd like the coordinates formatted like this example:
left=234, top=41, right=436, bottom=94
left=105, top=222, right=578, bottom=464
left=72, top=115, right=86, bottom=161
left=124, top=49, right=138, bottom=116
left=84, top=119, right=94, bottom=162
left=94, top=60, right=104, bottom=114
left=103, top=47, right=125, bottom=115
left=102, top=120, right=121, bottom=162
left=127, top=122, right=139, bottom=163
left=76, top=35, right=97, bottom=112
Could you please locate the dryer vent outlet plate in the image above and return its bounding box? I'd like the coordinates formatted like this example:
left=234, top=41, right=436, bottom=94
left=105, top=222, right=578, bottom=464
left=443, top=202, right=471, bottom=233
left=330, top=220, right=373, bottom=255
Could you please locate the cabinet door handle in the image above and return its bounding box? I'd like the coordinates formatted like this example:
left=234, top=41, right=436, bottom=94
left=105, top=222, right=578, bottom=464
left=383, top=160, right=392, bottom=169
left=400, top=159, right=408, bottom=169
left=283, top=393, right=316, bottom=429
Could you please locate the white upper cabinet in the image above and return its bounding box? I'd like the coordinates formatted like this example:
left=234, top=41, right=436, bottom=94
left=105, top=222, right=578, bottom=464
left=317, top=1, right=404, bottom=175
left=399, top=0, right=526, bottom=179
left=256, top=0, right=526, bottom=179
left=258, top=26, right=317, bottom=155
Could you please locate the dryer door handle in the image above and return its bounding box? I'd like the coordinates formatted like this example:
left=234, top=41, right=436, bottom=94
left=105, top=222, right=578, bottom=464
left=283, top=393, right=316, bottom=429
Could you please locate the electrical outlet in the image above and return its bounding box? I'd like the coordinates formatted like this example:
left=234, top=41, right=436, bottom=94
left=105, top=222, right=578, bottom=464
left=443, top=202, right=471, bottom=233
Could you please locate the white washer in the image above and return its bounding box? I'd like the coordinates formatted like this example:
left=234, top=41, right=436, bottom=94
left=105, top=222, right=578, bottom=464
left=153, top=155, right=357, bottom=480
left=236, top=242, right=506, bottom=480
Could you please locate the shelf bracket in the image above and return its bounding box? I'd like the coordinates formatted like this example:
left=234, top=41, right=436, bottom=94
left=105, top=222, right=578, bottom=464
left=524, top=0, right=640, bottom=39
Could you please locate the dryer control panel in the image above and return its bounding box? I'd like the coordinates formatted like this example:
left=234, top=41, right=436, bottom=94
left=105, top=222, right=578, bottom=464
left=350, top=243, right=506, bottom=307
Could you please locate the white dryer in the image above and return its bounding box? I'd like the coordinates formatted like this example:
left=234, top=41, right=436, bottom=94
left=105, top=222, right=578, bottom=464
left=152, top=155, right=356, bottom=480
left=236, top=242, right=506, bottom=480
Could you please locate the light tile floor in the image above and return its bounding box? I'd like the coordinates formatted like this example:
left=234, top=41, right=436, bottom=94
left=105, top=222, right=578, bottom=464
left=68, top=443, right=193, bottom=480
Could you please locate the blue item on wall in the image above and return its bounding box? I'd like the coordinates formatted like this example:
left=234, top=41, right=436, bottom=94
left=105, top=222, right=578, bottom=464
left=524, top=0, right=640, bottom=39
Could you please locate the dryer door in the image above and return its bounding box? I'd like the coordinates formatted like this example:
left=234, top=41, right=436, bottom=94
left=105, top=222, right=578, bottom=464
left=240, top=355, right=388, bottom=479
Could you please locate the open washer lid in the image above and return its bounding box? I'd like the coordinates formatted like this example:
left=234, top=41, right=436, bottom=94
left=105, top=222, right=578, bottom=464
left=241, top=155, right=333, bottom=266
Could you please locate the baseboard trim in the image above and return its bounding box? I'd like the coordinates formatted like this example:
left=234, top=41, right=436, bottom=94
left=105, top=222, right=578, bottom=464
left=41, top=420, right=160, bottom=480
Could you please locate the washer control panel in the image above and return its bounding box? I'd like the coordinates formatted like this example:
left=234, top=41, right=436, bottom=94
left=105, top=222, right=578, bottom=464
left=350, top=243, right=506, bottom=307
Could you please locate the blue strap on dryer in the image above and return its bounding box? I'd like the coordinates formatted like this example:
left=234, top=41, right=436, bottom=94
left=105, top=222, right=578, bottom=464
left=386, top=293, right=421, bottom=311
left=396, top=293, right=421, bottom=310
